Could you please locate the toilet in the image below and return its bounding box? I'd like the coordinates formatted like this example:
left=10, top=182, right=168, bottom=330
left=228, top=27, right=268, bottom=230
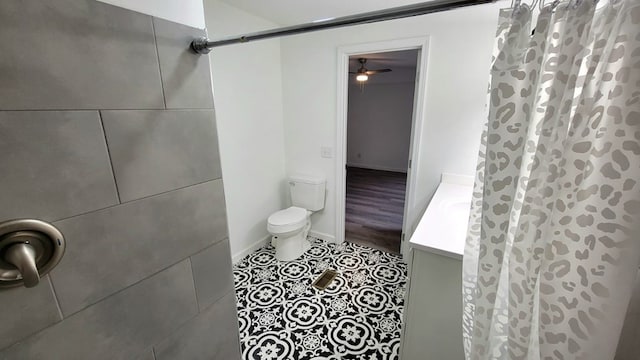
left=268, top=174, right=326, bottom=261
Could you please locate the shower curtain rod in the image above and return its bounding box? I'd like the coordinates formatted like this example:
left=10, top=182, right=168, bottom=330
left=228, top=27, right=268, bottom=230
left=190, top=0, right=498, bottom=54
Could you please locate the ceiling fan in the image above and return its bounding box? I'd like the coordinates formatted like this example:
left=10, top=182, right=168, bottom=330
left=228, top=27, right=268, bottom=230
left=349, top=58, right=392, bottom=82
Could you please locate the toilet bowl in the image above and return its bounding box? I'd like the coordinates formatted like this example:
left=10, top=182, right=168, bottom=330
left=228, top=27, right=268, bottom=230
left=267, top=206, right=311, bottom=261
left=267, top=174, right=326, bottom=261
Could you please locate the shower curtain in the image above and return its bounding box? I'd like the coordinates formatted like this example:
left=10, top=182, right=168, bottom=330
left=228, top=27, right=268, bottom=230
left=462, top=0, right=640, bottom=359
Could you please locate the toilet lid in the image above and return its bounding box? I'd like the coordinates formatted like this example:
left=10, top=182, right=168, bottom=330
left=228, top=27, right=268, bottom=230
left=268, top=206, right=307, bottom=233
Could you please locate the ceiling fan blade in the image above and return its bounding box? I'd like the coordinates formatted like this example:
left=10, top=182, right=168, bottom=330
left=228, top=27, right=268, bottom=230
left=365, top=69, right=392, bottom=75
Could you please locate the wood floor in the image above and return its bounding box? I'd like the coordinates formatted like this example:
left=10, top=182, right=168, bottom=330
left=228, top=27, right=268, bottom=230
left=345, top=167, right=407, bottom=254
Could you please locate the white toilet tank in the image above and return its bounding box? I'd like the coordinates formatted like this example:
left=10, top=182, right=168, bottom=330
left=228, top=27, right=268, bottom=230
left=289, top=174, right=325, bottom=211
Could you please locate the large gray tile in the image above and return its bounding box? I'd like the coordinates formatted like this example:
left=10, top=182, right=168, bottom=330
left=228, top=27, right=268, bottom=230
left=0, top=277, right=62, bottom=350
left=0, top=0, right=164, bottom=110
left=101, top=110, right=221, bottom=202
left=154, top=292, right=241, bottom=360
left=51, top=180, right=228, bottom=316
left=190, top=239, right=234, bottom=311
left=153, top=18, right=215, bottom=109
left=0, top=261, right=198, bottom=360
left=0, top=111, right=119, bottom=221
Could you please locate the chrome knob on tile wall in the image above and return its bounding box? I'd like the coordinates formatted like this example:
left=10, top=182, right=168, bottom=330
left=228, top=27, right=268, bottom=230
left=0, top=219, right=66, bottom=289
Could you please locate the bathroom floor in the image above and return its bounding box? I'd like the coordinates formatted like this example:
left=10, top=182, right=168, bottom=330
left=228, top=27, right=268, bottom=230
left=234, top=237, right=407, bottom=359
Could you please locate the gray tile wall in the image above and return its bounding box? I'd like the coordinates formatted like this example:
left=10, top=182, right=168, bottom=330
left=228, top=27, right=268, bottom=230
left=0, top=0, right=240, bottom=359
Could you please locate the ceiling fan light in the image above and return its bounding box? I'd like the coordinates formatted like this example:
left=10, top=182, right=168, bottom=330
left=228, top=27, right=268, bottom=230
left=356, top=74, right=368, bottom=82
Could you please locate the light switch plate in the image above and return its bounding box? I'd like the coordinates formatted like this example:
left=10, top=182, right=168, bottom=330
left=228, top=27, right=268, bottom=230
left=320, top=146, right=333, bottom=159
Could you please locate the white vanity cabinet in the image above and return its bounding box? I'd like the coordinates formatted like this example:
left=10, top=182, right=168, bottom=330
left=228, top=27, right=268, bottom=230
left=401, top=247, right=464, bottom=360
left=400, top=175, right=473, bottom=360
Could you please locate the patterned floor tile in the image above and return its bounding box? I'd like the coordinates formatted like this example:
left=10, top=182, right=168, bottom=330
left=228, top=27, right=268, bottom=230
left=234, top=237, right=408, bottom=360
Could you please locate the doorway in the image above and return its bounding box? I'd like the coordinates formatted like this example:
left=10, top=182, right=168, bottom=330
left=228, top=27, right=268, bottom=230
left=344, top=50, right=418, bottom=254
left=335, top=38, right=430, bottom=260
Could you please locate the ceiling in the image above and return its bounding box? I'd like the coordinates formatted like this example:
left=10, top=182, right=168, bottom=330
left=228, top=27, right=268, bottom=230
left=348, top=49, right=419, bottom=84
left=349, top=49, right=419, bottom=72
left=218, top=0, right=428, bottom=26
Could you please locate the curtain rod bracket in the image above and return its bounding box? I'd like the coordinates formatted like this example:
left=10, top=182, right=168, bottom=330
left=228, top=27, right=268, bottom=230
left=190, top=0, right=498, bottom=54
left=191, top=37, right=212, bottom=54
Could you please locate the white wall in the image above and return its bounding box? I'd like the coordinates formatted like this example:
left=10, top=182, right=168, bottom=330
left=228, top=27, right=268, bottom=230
left=347, top=80, right=415, bottom=173
left=281, top=3, right=501, bottom=238
left=97, top=0, right=205, bottom=28
left=204, top=0, right=287, bottom=261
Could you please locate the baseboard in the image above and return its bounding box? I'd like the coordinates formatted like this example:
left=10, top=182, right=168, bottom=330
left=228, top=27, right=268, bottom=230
left=232, top=231, right=336, bottom=263
left=232, top=234, right=271, bottom=264
left=347, top=163, right=407, bottom=173
left=309, top=230, right=336, bottom=243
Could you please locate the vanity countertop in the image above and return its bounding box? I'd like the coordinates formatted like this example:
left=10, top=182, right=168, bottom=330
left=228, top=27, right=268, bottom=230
left=409, top=174, right=474, bottom=260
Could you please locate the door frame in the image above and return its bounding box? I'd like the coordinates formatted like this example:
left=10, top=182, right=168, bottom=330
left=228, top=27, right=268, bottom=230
left=335, top=36, right=430, bottom=260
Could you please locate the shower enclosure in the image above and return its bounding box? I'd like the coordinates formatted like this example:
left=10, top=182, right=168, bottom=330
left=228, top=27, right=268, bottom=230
left=0, top=0, right=240, bottom=358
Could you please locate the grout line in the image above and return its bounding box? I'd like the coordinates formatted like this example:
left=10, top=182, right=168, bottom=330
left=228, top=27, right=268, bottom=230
left=98, top=111, right=122, bottom=204
left=52, top=177, right=222, bottom=223
left=150, top=18, right=168, bottom=110
left=117, top=177, right=221, bottom=205
left=47, top=276, right=65, bottom=320
left=187, top=257, right=201, bottom=312
left=51, top=202, right=120, bottom=224
left=150, top=291, right=237, bottom=357
left=199, top=289, right=236, bottom=314
left=5, top=258, right=236, bottom=350
left=1, top=276, right=66, bottom=350
left=47, top=260, right=209, bottom=358
left=60, top=255, right=203, bottom=318
left=191, top=237, right=228, bottom=257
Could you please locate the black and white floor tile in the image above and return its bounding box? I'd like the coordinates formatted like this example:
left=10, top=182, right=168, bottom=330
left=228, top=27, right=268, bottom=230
left=234, top=237, right=408, bottom=360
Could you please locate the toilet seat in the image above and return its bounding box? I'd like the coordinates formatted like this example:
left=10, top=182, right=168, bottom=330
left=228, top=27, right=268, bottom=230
left=267, top=206, right=308, bottom=234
